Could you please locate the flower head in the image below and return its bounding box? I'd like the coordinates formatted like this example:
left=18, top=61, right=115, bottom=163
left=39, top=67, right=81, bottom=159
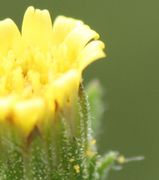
left=0, top=6, right=105, bottom=135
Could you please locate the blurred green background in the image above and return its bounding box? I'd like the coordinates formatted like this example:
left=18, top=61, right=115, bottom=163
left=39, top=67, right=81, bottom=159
left=0, top=0, right=158, bottom=179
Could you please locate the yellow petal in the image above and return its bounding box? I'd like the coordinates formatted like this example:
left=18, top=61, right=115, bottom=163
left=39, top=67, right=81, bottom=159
left=52, top=16, right=83, bottom=46
left=22, top=6, right=53, bottom=50
left=0, top=96, right=17, bottom=121
left=13, top=98, right=45, bottom=135
left=63, top=24, right=99, bottom=57
left=78, top=40, right=106, bottom=70
left=0, top=18, right=21, bottom=55
left=45, top=70, right=81, bottom=109
left=54, top=70, right=80, bottom=105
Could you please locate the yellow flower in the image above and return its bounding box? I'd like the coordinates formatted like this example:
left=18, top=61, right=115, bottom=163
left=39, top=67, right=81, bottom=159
left=0, top=6, right=105, bottom=135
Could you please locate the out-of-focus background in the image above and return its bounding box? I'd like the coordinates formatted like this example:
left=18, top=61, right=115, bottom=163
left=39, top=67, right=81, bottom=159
left=0, top=0, right=158, bottom=179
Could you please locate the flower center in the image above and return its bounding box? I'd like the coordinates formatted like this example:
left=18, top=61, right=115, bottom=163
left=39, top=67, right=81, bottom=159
left=0, top=44, right=76, bottom=99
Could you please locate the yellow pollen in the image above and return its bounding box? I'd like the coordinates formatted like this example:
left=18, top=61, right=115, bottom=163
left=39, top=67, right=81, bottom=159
left=86, top=150, right=95, bottom=157
left=74, top=164, right=80, bottom=173
left=117, top=155, right=126, bottom=164
left=91, top=139, right=96, bottom=145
